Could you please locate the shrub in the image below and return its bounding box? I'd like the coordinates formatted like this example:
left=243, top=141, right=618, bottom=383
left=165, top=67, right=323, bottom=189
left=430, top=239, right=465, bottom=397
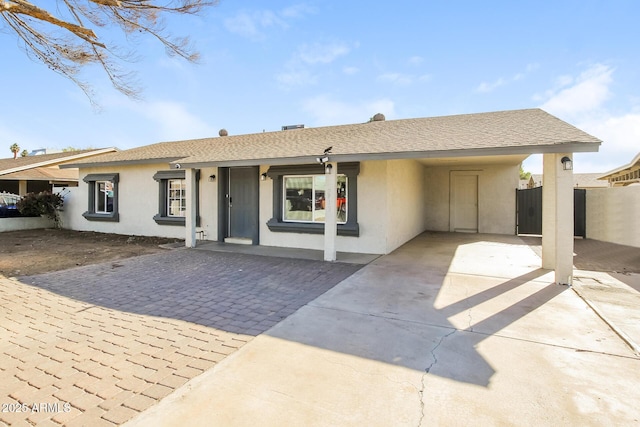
left=17, top=191, right=64, bottom=228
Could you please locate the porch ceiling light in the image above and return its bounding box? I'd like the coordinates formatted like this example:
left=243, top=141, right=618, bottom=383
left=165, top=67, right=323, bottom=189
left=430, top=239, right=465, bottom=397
left=561, top=156, right=573, bottom=171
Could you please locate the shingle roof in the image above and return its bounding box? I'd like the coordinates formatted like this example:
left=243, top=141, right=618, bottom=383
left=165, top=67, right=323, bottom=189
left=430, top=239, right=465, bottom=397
left=65, top=109, right=601, bottom=168
left=0, top=167, right=78, bottom=181
left=0, top=149, right=117, bottom=175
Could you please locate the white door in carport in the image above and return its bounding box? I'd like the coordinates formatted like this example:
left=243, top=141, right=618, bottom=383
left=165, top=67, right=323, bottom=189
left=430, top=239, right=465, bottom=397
left=450, top=172, right=478, bottom=233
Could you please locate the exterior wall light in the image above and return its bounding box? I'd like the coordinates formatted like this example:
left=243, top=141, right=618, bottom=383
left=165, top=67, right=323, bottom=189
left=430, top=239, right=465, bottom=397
left=260, top=173, right=268, bottom=181
left=208, top=174, right=216, bottom=182
left=325, top=163, right=333, bottom=173
left=561, top=156, right=573, bottom=171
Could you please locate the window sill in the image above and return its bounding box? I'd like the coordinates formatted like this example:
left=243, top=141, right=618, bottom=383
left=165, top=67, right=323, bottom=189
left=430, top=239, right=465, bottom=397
left=83, top=211, right=119, bottom=222
left=266, top=218, right=359, bottom=236
left=153, top=215, right=186, bottom=226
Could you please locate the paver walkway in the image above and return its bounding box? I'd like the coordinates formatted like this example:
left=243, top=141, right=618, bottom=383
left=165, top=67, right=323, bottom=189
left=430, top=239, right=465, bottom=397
left=0, top=249, right=361, bottom=426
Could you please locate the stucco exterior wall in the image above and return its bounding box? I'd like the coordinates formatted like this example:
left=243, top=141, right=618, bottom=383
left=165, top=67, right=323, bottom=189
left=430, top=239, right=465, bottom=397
left=586, top=186, right=640, bottom=248
left=62, top=164, right=217, bottom=240
left=258, top=160, right=390, bottom=254
left=424, top=164, right=518, bottom=235
left=385, top=159, right=425, bottom=252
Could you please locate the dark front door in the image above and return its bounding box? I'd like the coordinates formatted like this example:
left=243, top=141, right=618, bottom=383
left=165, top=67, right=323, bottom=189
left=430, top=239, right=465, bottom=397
left=228, top=167, right=259, bottom=242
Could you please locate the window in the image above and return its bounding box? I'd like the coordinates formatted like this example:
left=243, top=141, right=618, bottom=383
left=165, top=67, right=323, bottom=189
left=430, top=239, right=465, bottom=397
left=83, top=173, right=119, bottom=222
left=167, top=179, right=186, bottom=217
left=153, top=170, right=199, bottom=226
left=284, top=175, right=347, bottom=223
left=266, top=163, right=359, bottom=236
left=95, top=181, right=114, bottom=213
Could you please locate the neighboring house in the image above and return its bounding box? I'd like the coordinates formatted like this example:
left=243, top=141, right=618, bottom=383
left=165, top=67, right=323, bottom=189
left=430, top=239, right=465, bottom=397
left=61, top=108, right=600, bottom=283
left=598, top=152, right=640, bottom=187
left=0, top=149, right=117, bottom=196
left=521, top=173, right=607, bottom=189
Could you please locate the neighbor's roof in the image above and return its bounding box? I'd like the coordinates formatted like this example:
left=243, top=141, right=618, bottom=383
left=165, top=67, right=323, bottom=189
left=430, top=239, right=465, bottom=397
left=0, top=148, right=117, bottom=176
left=528, top=173, right=608, bottom=188
left=0, top=167, right=78, bottom=182
left=64, top=109, right=601, bottom=169
left=598, top=151, right=640, bottom=180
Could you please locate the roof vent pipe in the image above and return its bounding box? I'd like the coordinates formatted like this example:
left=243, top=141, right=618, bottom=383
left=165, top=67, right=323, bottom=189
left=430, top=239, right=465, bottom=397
left=219, top=129, right=228, bottom=137
left=372, top=113, right=385, bottom=122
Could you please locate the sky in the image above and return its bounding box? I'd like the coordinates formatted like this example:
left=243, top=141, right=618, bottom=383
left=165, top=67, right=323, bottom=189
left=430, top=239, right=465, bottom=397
left=2, top=0, right=639, bottom=174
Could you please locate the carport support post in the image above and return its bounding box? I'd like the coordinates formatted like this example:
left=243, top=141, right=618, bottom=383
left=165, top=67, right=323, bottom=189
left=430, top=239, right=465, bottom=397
left=542, top=153, right=574, bottom=285
left=324, top=162, right=337, bottom=262
left=185, top=168, right=198, bottom=248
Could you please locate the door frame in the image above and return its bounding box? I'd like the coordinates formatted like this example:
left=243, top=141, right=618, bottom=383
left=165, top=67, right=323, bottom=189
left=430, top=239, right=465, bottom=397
left=217, top=166, right=260, bottom=244
left=449, top=171, right=479, bottom=233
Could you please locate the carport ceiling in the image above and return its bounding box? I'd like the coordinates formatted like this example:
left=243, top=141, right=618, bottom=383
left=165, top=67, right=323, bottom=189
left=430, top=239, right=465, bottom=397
left=417, top=154, right=529, bottom=167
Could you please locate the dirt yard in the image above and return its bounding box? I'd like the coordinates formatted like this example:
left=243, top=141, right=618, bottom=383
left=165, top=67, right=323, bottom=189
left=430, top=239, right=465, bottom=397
left=0, top=229, right=182, bottom=277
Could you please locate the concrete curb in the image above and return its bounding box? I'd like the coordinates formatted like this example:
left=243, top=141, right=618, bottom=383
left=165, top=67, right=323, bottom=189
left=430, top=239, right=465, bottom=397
left=571, top=285, right=640, bottom=357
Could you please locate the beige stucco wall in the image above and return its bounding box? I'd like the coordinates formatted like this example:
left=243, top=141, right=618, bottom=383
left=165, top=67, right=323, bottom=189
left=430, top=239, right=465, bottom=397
left=63, top=160, right=517, bottom=253
left=424, top=164, right=518, bottom=235
left=259, top=160, right=391, bottom=254
left=385, top=159, right=425, bottom=252
left=586, top=186, right=640, bottom=248
left=62, top=164, right=218, bottom=240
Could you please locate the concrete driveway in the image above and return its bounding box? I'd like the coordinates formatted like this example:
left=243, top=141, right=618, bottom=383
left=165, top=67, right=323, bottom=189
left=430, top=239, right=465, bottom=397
left=128, top=232, right=640, bottom=426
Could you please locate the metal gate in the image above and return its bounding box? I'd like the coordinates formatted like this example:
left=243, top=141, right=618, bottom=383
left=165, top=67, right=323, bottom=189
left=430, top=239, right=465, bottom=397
left=515, top=187, right=587, bottom=237
left=574, top=188, right=586, bottom=237
left=516, top=187, right=542, bottom=235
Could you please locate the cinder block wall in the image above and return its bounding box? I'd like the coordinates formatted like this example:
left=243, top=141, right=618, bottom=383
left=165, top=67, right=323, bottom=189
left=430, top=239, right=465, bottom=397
left=586, top=186, right=640, bottom=248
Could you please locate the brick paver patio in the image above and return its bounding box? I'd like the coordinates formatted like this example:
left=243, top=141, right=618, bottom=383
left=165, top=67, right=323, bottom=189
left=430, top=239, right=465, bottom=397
left=0, top=249, right=361, bottom=426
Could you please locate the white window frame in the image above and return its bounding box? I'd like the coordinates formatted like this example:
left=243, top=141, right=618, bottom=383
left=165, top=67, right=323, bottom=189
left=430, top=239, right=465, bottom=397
left=95, top=180, right=113, bottom=214
left=282, top=174, right=347, bottom=224
left=167, top=178, right=186, bottom=217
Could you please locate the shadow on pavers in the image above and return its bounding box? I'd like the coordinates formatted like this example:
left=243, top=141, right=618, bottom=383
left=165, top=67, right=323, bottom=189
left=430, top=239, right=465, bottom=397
left=18, top=249, right=363, bottom=337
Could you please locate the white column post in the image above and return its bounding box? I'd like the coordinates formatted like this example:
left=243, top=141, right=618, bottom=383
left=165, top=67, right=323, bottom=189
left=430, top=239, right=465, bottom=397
left=185, top=168, right=197, bottom=248
left=541, top=153, right=574, bottom=284
left=554, top=153, right=574, bottom=285
left=541, top=154, right=556, bottom=269
left=324, top=162, right=337, bottom=262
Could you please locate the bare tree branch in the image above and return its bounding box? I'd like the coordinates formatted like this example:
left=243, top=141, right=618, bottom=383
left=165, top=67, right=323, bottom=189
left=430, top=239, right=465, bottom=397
left=0, top=0, right=218, bottom=102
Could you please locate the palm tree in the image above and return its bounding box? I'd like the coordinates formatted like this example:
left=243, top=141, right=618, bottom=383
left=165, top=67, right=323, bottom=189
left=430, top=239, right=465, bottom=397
left=9, top=143, right=20, bottom=159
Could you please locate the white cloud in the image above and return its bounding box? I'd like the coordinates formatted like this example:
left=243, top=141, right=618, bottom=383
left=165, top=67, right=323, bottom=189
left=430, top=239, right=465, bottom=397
left=476, top=63, right=538, bottom=93
left=224, top=11, right=285, bottom=40
left=539, top=64, right=613, bottom=117
left=224, top=5, right=314, bottom=40
left=297, top=42, right=350, bottom=64
left=378, top=73, right=414, bottom=85
left=276, top=69, right=317, bottom=88
left=343, top=66, right=359, bottom=75
left=529, top=64, right=639, bottom=173
left=476, top=77, right=506, bottom=93
left=281, top=4, right=317, bottom=18
left=276, top=41, right=354, bottom=89
left=124, top=100, right=217, bottom=141
left=302, top=95, right=395, bottom=126
left=408, top=56, right=424, bottom=65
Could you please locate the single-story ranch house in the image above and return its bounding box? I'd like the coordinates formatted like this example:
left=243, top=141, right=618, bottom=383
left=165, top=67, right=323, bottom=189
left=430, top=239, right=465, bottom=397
left=61, top=108, right=601, bottom=284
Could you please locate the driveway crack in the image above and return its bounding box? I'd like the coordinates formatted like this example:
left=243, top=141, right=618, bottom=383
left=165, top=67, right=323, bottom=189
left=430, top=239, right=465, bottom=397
left=418, top=328, right=456, bottom=426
